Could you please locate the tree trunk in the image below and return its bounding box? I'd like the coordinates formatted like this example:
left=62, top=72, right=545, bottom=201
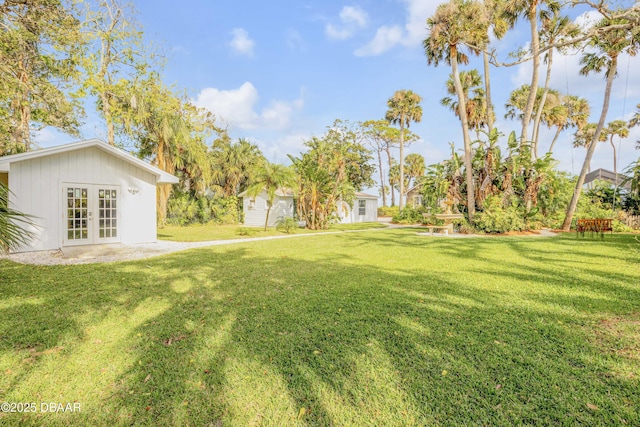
left=532, top=46, right=554, bottom=160
left=609, top=136, right=617, bottom=175
left=18, top=58, right=31, bottom=151
left=399, top=118, right=405, bottom=211
left=547, top=126, right=562, bottom=155
left=562, top=55, right=617, bottom=231
left=377, top=147, right=387, bottom=207
left=102, top=91, right=115, bottom=146
left=386, top=145, right=395, bottom=206
left=520, top=2, right=541, bottom=155
left=451, top=45, right=476, bottom=221
left=483, top=50, right=494, bottom=133
left=264, top=204, right=271, bottom=231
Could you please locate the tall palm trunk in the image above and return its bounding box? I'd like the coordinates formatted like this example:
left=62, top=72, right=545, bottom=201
left=385, top=145, right=396, bottom=206
left=451, top=45, right=476, bottom=221
left=609, top=136, right=617, bottom=176
left=520, top=2, right=541, bottom=154
left=398, top=118, right=405, bottom=211
left=532, top=47, right=554, bottom=159
left=547, top=126, right=562, bottom=155
left=562, top=55, right=617, bottom=231
left=264, top=204, right=271, bottom=231
left=483, top=51, right=494, bottom=132
left=377, top=148, right=387, bottom=207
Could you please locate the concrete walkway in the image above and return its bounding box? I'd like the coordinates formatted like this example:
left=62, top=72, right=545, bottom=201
left=3, top=227, right=388, bottom=265
left=2, top=224, right=559, bottom=266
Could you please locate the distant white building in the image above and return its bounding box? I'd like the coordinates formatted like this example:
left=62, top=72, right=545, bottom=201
left=239, top=188, right=294, bottom=227
left=0, top=139, right=178, bottom=252
left=337, top=192, right=378, bottom=223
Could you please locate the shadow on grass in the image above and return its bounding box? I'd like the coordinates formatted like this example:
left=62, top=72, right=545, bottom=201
left=0, top=230, right=638, bottom=426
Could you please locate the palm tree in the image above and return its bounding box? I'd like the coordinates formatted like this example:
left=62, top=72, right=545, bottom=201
left=502, top=0, right=560, bottom=150
left=440, top=69, right=489, bottom=139
left=482, top=0, right=510, bottom=133
left=0, top=183, right=36, bottom=253
left=211, top=137, right=265, bottom=197
left=531, top=11, right=579, bottom=159
left=424, top=0, right=489, bottom=221
left=246, top=162, right=295, bottom=231
left=604, top=120, right=629, bottom=177
left=562, top=15, right=640, bottom=231
left=405, top=153, right=426, bottom=190
left=546, top=95, right=590, bottom=155
left=385, top=90, right=423, bottom=211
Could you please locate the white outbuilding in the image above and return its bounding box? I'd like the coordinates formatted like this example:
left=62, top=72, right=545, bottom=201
left=239, top=188, right=295, bottom=227
left=0, top=139, right=178, bottom=252
left=337, top=192, right=379, bottom=224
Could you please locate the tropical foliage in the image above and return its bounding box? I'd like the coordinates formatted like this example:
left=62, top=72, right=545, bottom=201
left=289, top=120, right=374, bottom=230
left=0, top=183, right=36, bottom=253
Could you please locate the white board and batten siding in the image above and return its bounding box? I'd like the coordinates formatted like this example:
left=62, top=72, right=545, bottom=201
left=1, top=139, right=178, bottom=252
left=350, top=193, right=378, bottom=223
left=240, top=190, right=294, bottom=227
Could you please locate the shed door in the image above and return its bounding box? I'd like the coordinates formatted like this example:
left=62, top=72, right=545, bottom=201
left=64, top=184, right=120, bottom=246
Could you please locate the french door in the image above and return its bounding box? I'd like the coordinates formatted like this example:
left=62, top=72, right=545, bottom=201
left=63, top=184, right=120, bottom=246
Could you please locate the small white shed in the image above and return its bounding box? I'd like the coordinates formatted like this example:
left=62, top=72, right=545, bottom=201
left=0, top=139, right=178, bottom=252
left=337, top=192, right=379, bottom=224
left=239, top=188, right=294, bottom=227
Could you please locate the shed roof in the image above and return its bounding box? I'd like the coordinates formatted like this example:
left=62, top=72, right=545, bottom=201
left=238, top=187, right=294, bottom=197
left=0, top=139, right=178, bottom=184
left=584, top=168, right=630, bottom=190
left=355, top=192, right=378, bottom=200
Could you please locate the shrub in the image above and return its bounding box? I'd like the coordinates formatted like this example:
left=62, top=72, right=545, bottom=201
left=378, top=206, right=399, bottom=217
left=392, top=206, right=425, bottom=224
left=276, top=217, right=299, bottom=234
left=473, top=196, right=526, bottom=233
left=167, top=193, right=241, bottom=226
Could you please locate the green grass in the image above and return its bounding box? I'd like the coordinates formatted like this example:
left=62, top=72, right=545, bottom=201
left=1, top=230, right=638, bottom=426
left=158, top=222, right=387, bottom=242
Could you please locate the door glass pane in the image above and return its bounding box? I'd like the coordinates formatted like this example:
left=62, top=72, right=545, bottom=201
left=66, top=187, right=89, bottom=241
left=97, top=187, right=118, bottom=240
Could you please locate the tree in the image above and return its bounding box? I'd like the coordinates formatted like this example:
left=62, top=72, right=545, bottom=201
left=502, top=0, right=560, bottom=150
left=603, top=120, right=629, bottom=177
left=361, top=120, right=418, bottom=207
left=120, top=74, right=213, bottom=224
left=424, top=0, right=489, bottom=221
left=481, top=0, right=510, bottom=133
left=441, top=69, right=489, bottom=139
left=246, top=162, right=295, bottom=231
left=405, top=153, right=426, bottom=189
left=385, top=90, right=423, bottom=211
left=562, top=14, right=640, bottom=231
left=0, top=0, right=83, bottom=153
left=210, top=136, right=266, bottom=197
left=531, top=11, right=579, bottom=158
left=81, top=0, right=149, bottom=146
left=290, top=120, right=374, bottom=230
left=0, top=183, right=35, bottom=253
left=546, top=95, right=590, bottom=155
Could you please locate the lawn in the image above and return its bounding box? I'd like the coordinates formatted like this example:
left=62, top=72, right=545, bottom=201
left=157, top=222, right=388, bottom=242
left=0, top=230, right=638, bottom=426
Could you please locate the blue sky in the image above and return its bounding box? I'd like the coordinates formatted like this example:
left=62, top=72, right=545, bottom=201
left=40, top=0, right=640, bottom=184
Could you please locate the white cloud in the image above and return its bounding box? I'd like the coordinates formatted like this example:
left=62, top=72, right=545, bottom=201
left=193, top=82, right=304, bottom=131
left=325, top=5, right=368, bottom=40
left=341, top=6, right=368, bottom=27
left=355, top=0, right=437, bottom=56
left=229, top=28, right=255, bottom=57
left=355, top=25, right=404, bottom=56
